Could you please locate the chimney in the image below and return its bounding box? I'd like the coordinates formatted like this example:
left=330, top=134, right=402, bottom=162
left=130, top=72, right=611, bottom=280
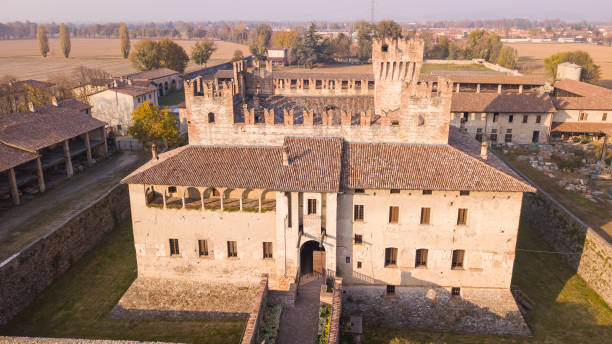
left=151, top=143, right=158, bottom=160
left=28, top=102, right=35, bottom=112
left=480, top=141, right=488, bottom=160
left=282, top=146, right=289, bottom=166
left=51, top=96, right=58, bottom=106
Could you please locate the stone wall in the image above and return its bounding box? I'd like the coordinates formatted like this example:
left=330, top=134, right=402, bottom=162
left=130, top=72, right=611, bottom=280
left=267, top=283, right=297, bottom=306
left=424, top=59, right=522, bottom=76
left=0, top=337, right=179, bottom=344
left=327, top=278, right=343, bottom=344
left=0, top=184, right=130, bottom=326
left=241, top=276, right=269, bottom=344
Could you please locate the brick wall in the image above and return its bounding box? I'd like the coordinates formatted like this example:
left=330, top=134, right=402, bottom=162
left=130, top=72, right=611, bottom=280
left=241, top=275, right=269, bottom=344
left=0, top=184, right=130, bottom=325
left=327, top=278, right=342, bottom=344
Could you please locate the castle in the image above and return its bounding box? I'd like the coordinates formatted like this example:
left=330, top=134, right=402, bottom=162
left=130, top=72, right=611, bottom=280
left=121, top=38, right=535, bottom=336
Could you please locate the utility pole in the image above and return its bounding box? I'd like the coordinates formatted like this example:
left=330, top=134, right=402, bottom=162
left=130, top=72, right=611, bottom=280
left=370, top=0, right=375, bottom=24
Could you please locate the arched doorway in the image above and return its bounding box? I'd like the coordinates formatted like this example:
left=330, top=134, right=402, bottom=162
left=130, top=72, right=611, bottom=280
left=300, top=240, right=325, bottom=275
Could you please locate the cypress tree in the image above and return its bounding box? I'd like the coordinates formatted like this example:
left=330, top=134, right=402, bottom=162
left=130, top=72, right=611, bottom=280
left=37, top=25, right=49, bottom=57
left=120, top=23, right=131, bottom=58
left=59, top=23, right=71, bottom=58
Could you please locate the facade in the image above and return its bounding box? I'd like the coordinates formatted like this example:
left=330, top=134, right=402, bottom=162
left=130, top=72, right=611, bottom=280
left=122, top=38, right=535, bottom=336
left=125, top=68, right=183, bottom=97
left=267, top=48, right=288, bottom=66
left=88, top=82, right=158, bottom=136
left=556, top=62, right=582, bottom=81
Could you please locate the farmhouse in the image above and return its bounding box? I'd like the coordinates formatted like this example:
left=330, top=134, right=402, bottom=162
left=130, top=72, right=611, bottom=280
left=124, top=67, right=183, bottom=97
left=121, top=38, right=534, bottom=335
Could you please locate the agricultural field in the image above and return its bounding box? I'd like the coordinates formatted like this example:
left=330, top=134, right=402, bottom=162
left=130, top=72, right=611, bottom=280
left=507, top=43, right=612, bottom=88
left=0, top=38, right=248, bottom=81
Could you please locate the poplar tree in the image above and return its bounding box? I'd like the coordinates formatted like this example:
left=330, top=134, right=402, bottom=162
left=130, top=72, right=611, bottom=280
left=59, top=23, right=71, bottom=58
left=37, top=25, right=49, bottom=57
left=120, top=23, right=131, bottom=58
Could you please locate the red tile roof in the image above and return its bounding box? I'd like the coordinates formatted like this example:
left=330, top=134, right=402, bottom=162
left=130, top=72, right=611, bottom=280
left=127, top=68, right=180, bottom=80
left=0, top=143, right=38, bottom=172
left=552, top=96, right=612, bottom=110
left=554, top=79, right=612, bottom=98
left=551, top=122, right=612, bottom=135
left=0, top=99, right=105, bottom=151
left=451, top=93, right=556, bottom=113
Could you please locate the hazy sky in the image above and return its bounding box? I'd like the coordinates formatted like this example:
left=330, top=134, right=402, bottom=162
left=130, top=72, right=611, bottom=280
left=2, top=0, right=611, bottom=23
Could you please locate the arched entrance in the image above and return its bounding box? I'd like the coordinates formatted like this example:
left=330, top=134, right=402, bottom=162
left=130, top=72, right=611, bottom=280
left=300, top=240, right=325, bottom=275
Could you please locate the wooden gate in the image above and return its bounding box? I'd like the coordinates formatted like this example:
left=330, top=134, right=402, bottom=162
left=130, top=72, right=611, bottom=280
left=313, top=250, right=326, bottom=274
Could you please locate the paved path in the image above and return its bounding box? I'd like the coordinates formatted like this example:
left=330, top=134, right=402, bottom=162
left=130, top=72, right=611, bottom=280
left=0, top=151, right=148, bottom=262
left=277, top=276, right=323, bottom=344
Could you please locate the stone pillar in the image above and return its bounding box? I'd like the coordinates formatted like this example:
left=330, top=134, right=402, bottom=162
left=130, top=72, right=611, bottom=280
left=476, top=83, right=481, bottom=93
left=63, top=140, right=74, bottom=177
left=519, top=84, right=524, bottom=94
left=456, top=83, right=460, bottom=93
left=84, top=131, right=93, bottom=165
left=36, top=157, right=45, bottom=193
left=9, top=167, right=19, bottom=205
left=239, top=196, right=243, bottom=211
left=498, top=84, right=502, bottom=93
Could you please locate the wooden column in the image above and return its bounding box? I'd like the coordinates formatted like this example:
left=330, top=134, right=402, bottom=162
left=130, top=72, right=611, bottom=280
left=36, top=157, right=45, bottom=193
left=63, top=140, right=74, bottom=177
left=519, top=84, right=524, bottom=94
left=456, top=83, right=460, bottom=93
left=102, top=128, right=109, bottom=156
left=84, top=131, right=93, bottom=165
left=8, top=167, right=20, bottom=205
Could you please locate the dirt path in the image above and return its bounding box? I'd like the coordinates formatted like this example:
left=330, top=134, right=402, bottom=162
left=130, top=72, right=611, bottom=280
left=277, top=277, right=323, bottom=344
left=0, top=152, right=148, bottom=262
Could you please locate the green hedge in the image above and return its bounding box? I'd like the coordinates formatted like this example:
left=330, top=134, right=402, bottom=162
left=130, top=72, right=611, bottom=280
left=315, top=304, right=332, bottom=344
left=258, top=304, right=282, bottom=344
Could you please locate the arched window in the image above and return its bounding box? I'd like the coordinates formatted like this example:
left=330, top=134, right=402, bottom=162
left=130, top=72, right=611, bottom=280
left=145, top=186, right=164, bottom=208
left=208, top=112, right=215, bottom=123
left=184, top=187, right=202, bottom=210
left=164, top=81, right=169, bottom=90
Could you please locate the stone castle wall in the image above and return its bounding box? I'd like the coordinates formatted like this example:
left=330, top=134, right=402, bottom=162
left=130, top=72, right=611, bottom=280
left=0, top=184, right=130, bottom=325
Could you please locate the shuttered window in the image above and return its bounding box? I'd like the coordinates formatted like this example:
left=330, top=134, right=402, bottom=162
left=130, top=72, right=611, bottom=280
left=452, top=249, right=465, bottom=269
left=227, top=241, right=238, bottom=257
left=263, top=242, right=273, bottom=259
left=307, top=199, right=317, bottom=214
left=198, top=240, right=208, bottom=257
left=169, top=238, right=179, bottom=256
left=415, top=249, right=428, bottom=267
left=389, top=206, right=399, bottom=223
left=384, top=248, right=398, bottom=267
left=354, top=204, right=364, bottom=221
left=420, top=207, right=431, bottom=225
left=457, top=208, right=468, bottom=225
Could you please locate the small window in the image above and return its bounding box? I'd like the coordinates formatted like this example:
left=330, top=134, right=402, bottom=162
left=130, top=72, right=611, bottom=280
left=475, top=128, right=483, bottom=142
left=490, top=128, right=498, bottom=142
left=117, top=124, right=122, bottom=131
left=169, top=238, right=179, bottom=256
left=227, top=241, right=238, bottom=257
left=536, top=115, right=542, bottom=124
left=263, top=242, right=273, bottom=259
left=385, top=248, right=398, bottom=267
left=415, top=248, right=428, bottom=267
left=208, top=112, right=215, bottom=123
left=505, top=129, right=512, bottom=143
left=354, top=234, right=363, bottom=244
left=422, top=190, right=432, bottom=195
left=493, top=112, right=498, bottom=122
left=168, top=186, right=177, bottom=193
left=357, top=261, right=362, bottom=269
left=457, top=208, right=468, bottom=225
left=603, top=113, right=608, bottom=121
left=452, top=249, right=465, bottom=269
left=346, top=256, right=351, bottom=264
left=391, top=120, right=400, bottom=126
left=508, top=115, right=513, bottom=123
left=451, top=287, right=461, bottom=297
left=388, top=206, right=399, bottom=223
left=381, top=44, right=389, bottom=52
left=462, top=112, right=469, bottom=123
left=386, top=285, right=395, bottom=295
left=390, top=189, right=400, bottom=194
left=522, top=115, right=528, bottom=123
left=307, top=199, right=317, bottom=215
left=198, top=239, right=208, bottom=257
left=579, top=112, right=588, bottom=121
left=354, top=189, right=365, bottom=194
left=354, top=204, right=364, bottom=221
left=460, top=190, right=470, bottom=196
left=420, top=207, right=431, bottom=225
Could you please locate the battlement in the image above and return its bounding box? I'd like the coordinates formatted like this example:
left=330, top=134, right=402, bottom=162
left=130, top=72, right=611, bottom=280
left=185, top=77, right=235, bottom=100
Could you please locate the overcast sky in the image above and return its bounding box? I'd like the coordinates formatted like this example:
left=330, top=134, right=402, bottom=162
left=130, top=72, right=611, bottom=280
left=2, top=0, right=611, bottom=23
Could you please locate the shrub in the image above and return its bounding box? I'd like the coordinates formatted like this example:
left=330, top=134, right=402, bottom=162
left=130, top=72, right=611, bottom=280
left=258, top=304, right=282, bottom=344
left=316, top=304, right=332, bottom=344
left=557, top=157, right=583, bottom=170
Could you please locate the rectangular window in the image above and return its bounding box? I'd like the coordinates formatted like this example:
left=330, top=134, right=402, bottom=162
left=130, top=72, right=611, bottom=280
left=457, top=208, right=468, bottom=225
left=169, top=238, right=179, bottom=256
left=227, top=241, right=238, bottom=258
left=346, top=256, right=351, bottom=264
left=603, top=113, right=608, bottom=121
left=354, top=234, right=363, bottom=244
left=307, top=199, right=317, bottom=215
left=386, top=285, right=396, bottom=295
left=420, top=207, right=431, bottom=225
left=508, top=115, right=514, bottom=123
left=390, top=189, right=400, bottom=194
left=263, top=242, right=273, bottom=259
left=460, top=190, right=470, bottom=196
left=579, top=112, right=588, bottom=121
left=423, top=190, right=432, bottom=195
left=385, top=248, right=398, bottom=267
left=493, top=112, right=498, bottom=123
left=452, top=249, right=465, bottom=269
left=415, top=248, right=428, bottom=267
left=451, top=287, right=461, bottom=296
left=354, top=189, right=365, bottom=194
left=388, top=206, right=399, bottom=223
left=536, top=115, right=542, bottom=124
left=475, top=128, right=483, bottom=142
left=505, top=129, right=512, bottom=143
left=357, top=261, right=362, bottom=269
left=354, top=204, right=364, bottom=221
left=490, top=129, right=498, bottom=142
left=168, top=186, right=177, bottom=193
left=198, top=240, right=208, bottom=257
left=522, top=115, right=528, bottom=123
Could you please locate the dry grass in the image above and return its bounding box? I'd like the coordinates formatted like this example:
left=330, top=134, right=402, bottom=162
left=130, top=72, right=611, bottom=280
left=0, top=38, right=248, bottom=81
left=507, top=43, right=612, bottom=88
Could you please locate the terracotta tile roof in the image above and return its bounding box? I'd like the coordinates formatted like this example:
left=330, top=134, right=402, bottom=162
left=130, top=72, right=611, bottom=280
left=342, top=127, right=534, bottom=193
left=127, top=68, right=179, bottom=81
left=551, top=121, right=612, bottom=135
left=123, top=132, right=533, bottom=193
left=552, top=96, right=612, bottom=110
left=121, top=137, right=343, bottom=192
left=93, top=85, right=156, bottom=97
left=554, top=79, right=612, bottom=98
left=433, top=74, right=546, bottom=86
left=272, top=71, right=375, bottom=81
left=0, top=143, right=38, bottom=172
left=451, top=93, right=556, bottom=113
left=0, top=99, right=105, bottom=151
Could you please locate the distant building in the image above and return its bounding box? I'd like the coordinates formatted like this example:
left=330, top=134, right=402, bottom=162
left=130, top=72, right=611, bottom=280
left=267, top=48, right=288, bottom=66
left=556, top=62, right=582, bottom=81
left=123, top=68, right=183, bottom=97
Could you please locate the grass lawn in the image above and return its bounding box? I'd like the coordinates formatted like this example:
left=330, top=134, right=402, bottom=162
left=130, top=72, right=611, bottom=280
left=159, top=91, right=186, bottom=107
left=420, top=63, right=494, bottom=74
left=0, top=221, right=245, bottom=344
left=357, top=222, right=612, bottom=343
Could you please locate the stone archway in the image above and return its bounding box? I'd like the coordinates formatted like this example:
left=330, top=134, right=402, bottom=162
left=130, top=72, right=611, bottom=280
left=300, top=240, right=325, bottom=275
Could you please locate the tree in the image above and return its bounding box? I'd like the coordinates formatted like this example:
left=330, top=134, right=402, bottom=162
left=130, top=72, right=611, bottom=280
left=544, top=50, right=601, bottom=84
left=249, top=24, right=272, bottom=61
left=496, top=46, right=518, bottom=69
left=289, top=24, right=321, bottom=68
left=191, top=40, right=216, bottom=66
left=427, top=36, right=450, bottom=59
left=270, top=31, right=299, bottom=48
left=332, top=33, right=351, bottom=59
left=37, top=25, right=49, bottom=57
left=119, top=23, right=130, bottom=58
left=231, top=49, right=244, bottom=62
left=59, top=24, right=71, bottom=58
left=375, top=20, right=403, bottom=41
left=128, top=101, right=180, bottom=151
left=72, top=66, right=111, bottom=85
left=158, top=38, right=189, bottom=73
left=129, top=40, right=161, bottom=71
left=355, top=21, right=374, bottom=61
